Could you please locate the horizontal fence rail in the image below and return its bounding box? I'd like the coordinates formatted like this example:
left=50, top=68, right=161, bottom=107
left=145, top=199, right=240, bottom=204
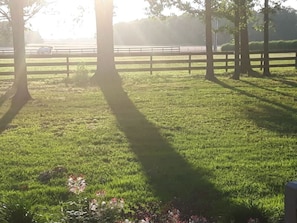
left=0, top=46, right=182, bottom=55
left=0, top=50, right=296, bottom=76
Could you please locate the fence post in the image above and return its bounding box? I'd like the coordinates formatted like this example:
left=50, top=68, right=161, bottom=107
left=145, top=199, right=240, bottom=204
left=66, top=56, right=70, bottom=77
left=260, top=53, right=263, bottom=71
left=226, top=53, right=228, bottom=72
left=295, top=52, right=297, bottom=69
left=285, top=182, right=297, bottom=223
left=189, top=54, right=192, bottom=74
left=150, top=54, right=153, bottom=75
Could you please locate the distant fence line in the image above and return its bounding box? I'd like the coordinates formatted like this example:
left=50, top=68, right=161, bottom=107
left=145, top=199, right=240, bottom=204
left=0, top=46, right=182, bottom=55
left=0, top=50, right=296, bottom=77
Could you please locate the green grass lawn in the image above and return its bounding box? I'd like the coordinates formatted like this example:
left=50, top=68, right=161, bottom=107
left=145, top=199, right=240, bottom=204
left=0, top=68, right=297, bottom=222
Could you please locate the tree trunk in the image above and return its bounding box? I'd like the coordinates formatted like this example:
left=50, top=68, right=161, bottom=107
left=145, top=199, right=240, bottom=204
left=232, top=1, right=240, bottom=80
left=9, top=0, right=31, bottom=104
left=240, top=0, right=253, bottom=75
left=263, top=0, right=271, bottom=76
left=92, top=0, right=119, bottom=84
left=240, top=25, right=252, bottom=74
left=205, top=0, right=215, bottom=80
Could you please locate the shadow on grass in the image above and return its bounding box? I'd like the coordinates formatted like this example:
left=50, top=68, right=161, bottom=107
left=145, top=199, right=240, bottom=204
left=0, top=94, right=7, bottom=107
left=272, top=77, right=297, bottom=88
left=245, top=104, right=297, bottom=134
left=239, top=79, right=297, bottom=134
left=0, top=85, right=16, bottom=107
left=213, top=78, right=297, bottom=134
left=241, top=79, right=297, bottom=99
left=0, top=97, right=27, bottom=134
left=98, top=76, right=221, bottom=216
left=97, top=75, right=268, bottom=222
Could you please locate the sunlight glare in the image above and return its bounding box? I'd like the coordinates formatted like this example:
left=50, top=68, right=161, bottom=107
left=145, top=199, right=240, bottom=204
left=113, top=0, right=148, bottom=23
left=31, top=0, right=148, bottom=39
left=31, top=0, right=296, bottom=40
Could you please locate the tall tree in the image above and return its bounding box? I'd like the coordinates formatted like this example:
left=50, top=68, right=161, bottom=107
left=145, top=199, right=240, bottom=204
left=217, top=0, right=254, bottom=79
left=263, top=0, right=271, bottom=76
left=0, top=0, right=46, bottom=22
left=205, top=0, right=215, bottom=80
left=92, top=0, right=119, bottom=84
left=145, top=0, right=215, bottom=80
left=232, top=0, right=241, bottom=80
left=9, top=0, right=31, bottom=104
left=240, top=0, right=253, bottom=75
left=1, top=0, right=47, bottom=104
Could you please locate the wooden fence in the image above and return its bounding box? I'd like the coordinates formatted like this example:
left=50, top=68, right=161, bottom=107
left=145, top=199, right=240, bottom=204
left=0, top=50, right=296, bottom=76
left=0, top=46, right=181, bottom=55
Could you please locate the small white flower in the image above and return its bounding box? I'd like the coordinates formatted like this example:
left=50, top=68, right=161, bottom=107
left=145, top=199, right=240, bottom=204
left=67, top=175, right=86, bottom=194
left=89, top=199, right=98, bottom=211
left=118, top=198, right=125, bottom=209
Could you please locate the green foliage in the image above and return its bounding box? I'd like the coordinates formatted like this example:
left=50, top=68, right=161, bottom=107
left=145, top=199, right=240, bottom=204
left=114, top=7, right=297, bottom=46
left=0, top=21, right=12, bottom=47
left=0, top=197, right=39, bottom=223
left=249, top=41, right=265, bottom=51
left=69, top=62, right=90, bottom=87
left=60, top=176, right=124, bottom=223
left=114, top=15, right=231, bottom=46
left=0, top=204, right=6, bottom=223
left=60, top=197, right=124, bottom=223
left=227, top=201, right=269, bottom=223
left=221, top=39, right=297, bottom=51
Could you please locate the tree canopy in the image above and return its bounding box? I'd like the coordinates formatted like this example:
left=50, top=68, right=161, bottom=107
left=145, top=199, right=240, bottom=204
left=0, top=0, right=47, bottom=22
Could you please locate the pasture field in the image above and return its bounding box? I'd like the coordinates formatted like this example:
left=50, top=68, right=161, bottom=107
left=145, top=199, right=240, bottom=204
left=0, top=68, right=297, bottom=222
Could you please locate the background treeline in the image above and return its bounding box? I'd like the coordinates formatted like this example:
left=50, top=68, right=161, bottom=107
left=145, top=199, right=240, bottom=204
left=114, top=15, right=229, bottom=46
left=221, top=39, right=297, bottom=51
left=0, top=7, right=296, bottom=47
left=114, top=7, right=297, bottom=46
left=0, top=21, right=43, bottom=47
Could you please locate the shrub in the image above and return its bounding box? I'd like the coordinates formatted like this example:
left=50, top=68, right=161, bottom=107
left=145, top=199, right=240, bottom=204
left=221, top=39, right=297, bottom=51
left=249, top=41, right=264, bottom=51
left=0, top=198, right=39, bottom=223
left=220, top=43, right=234, bottom=51
left=72, top=63, right=90, bottom=87
left=60, top=175, right=125, bottom=223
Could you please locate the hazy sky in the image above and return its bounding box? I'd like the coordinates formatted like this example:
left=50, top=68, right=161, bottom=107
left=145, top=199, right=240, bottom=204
left=31, top=0, right=149, bottom=39
left=30, top=0, right=297, bottom=40
left=283, top=0, right=297, bottom=8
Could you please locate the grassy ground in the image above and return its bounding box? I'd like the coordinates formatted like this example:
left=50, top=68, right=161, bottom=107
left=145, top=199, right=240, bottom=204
left=0, top=68, right=297, bottom=222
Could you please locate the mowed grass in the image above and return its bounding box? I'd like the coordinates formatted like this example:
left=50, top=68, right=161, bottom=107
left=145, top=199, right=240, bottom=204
left=0, top=68, right=297, bottom=222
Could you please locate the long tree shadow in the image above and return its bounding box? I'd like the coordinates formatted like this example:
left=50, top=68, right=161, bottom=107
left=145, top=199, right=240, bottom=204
left=98, top=75, right=267, bottom=222
left=0, top=96, right=27, bottom=134
left=245, top=103, right=297, bottom=134
left=98, top=77, right=223, bottom=217
left=272, top=77, right=297, bottom=88
left=213, top=78, right=297, bottom=134
left=241, top=79, right=297, bottom=99
left=238, top=79, right=297, bottom=134
left=213, top=78, right=297, bottom=115
left=0, top=85, right=16, bottom=107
